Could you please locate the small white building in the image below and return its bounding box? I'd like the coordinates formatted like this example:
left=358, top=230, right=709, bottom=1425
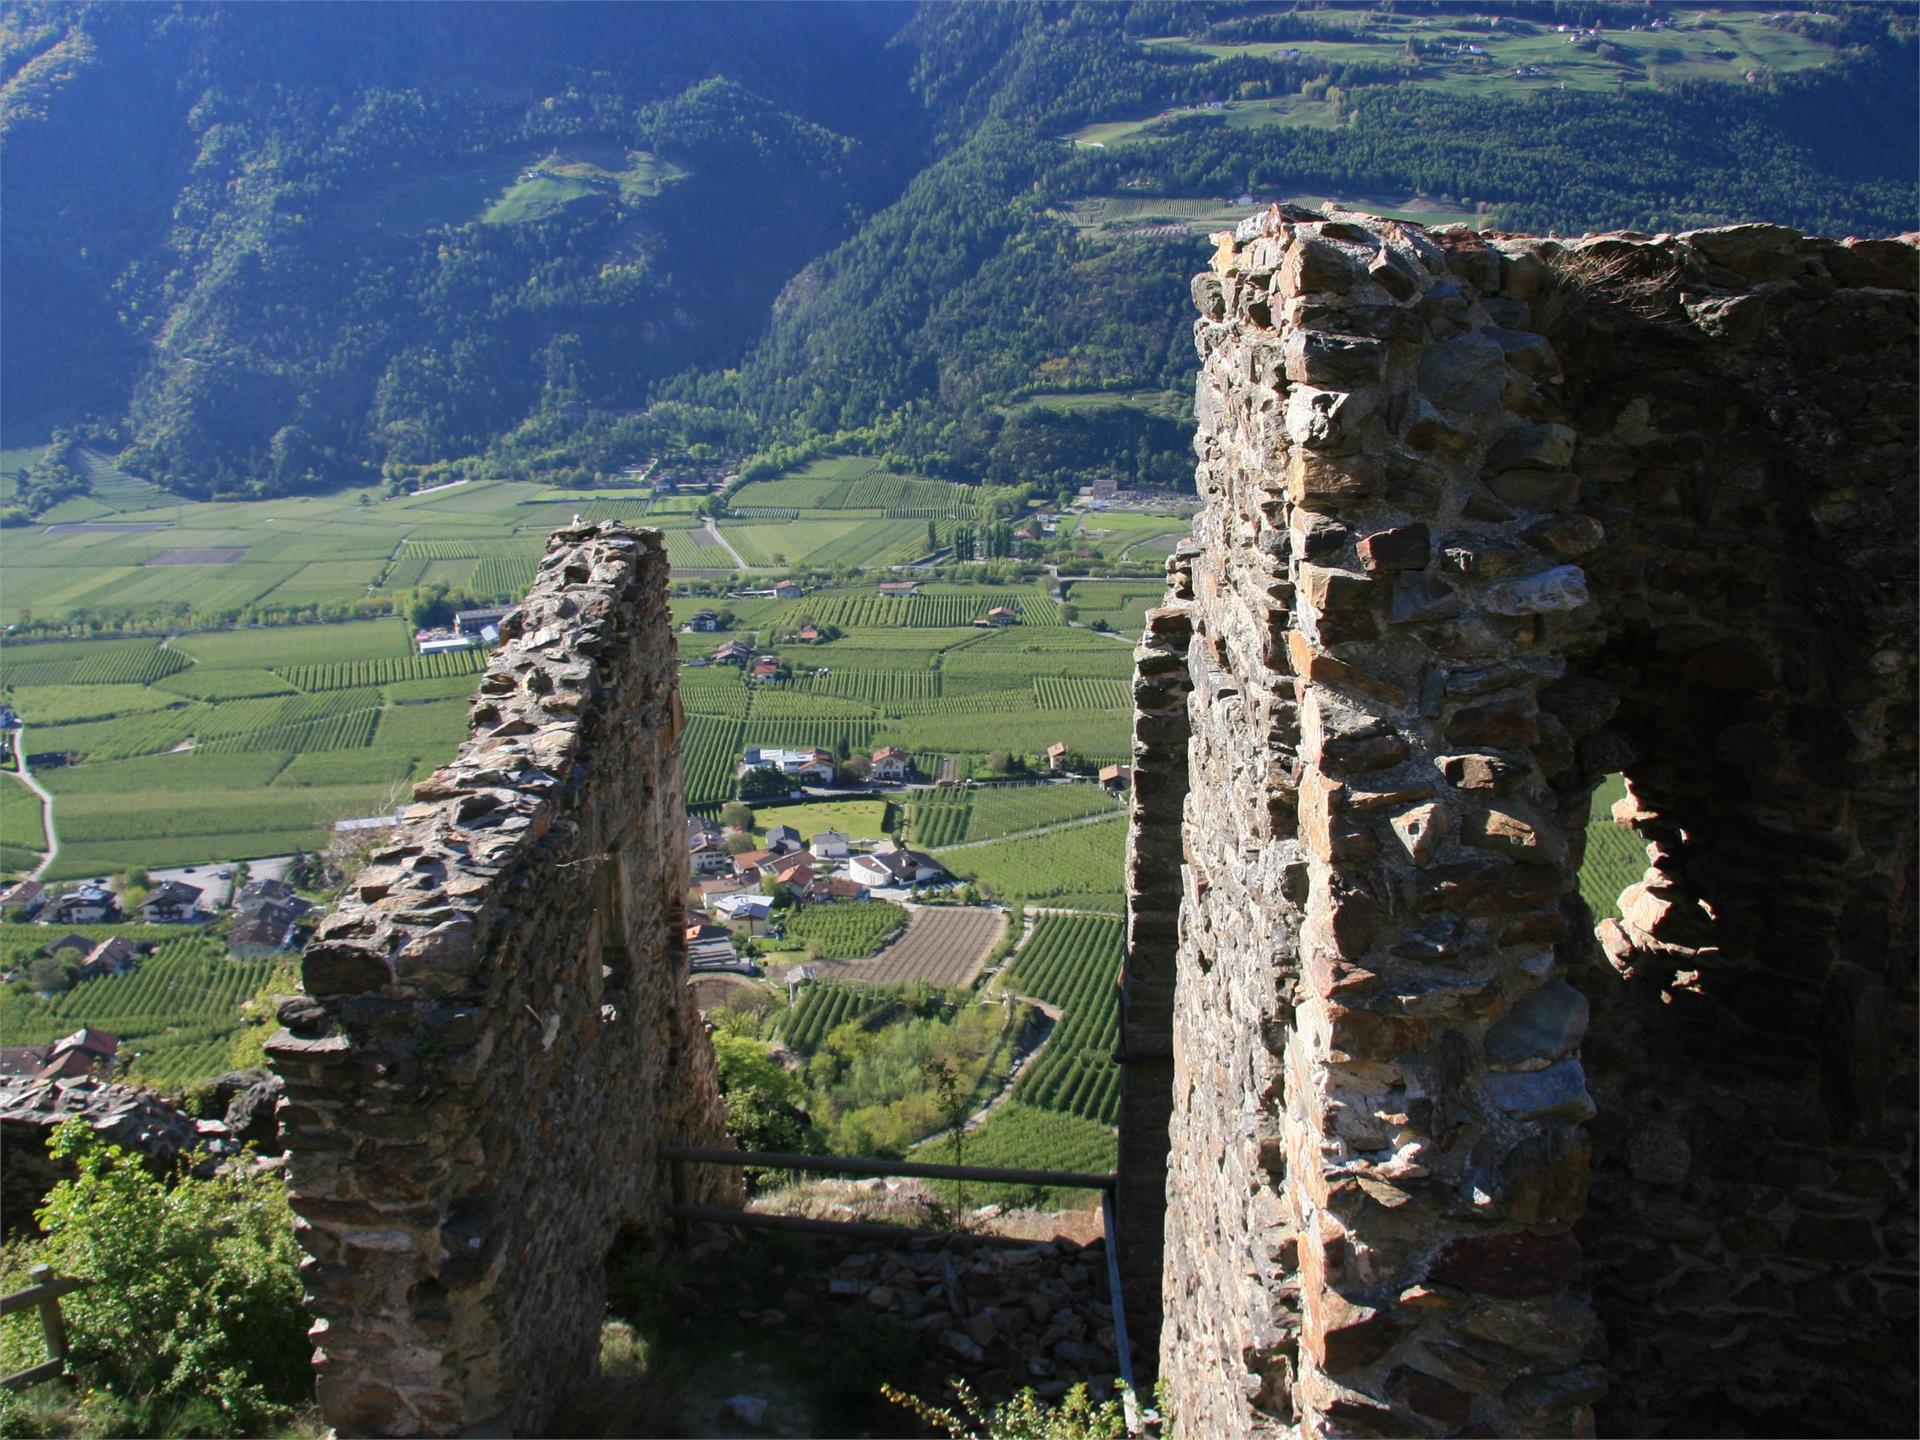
left=810, top=831, right=849, bottom=861
left=870, top=746, right=910, bottom=783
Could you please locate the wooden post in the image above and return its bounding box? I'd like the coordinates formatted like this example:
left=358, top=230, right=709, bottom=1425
left=28, top=1266, right=67, bottom=1366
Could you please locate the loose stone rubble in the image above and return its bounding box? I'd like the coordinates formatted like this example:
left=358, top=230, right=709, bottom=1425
left=0, top=1074, right=201, bottom=1229
left=269, top=525, right=738, bottom=1437
left=1123, top=209, right=1917, bottom=1437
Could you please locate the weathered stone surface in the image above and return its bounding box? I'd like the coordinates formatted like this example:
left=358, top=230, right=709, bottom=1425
left=271, top=526, right=740, bottom=1438
left=1144, top=212, right=1917, bottom=1440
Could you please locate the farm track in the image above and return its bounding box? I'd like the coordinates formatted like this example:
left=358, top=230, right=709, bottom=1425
left=702, top=519, right=746, bottom=570
left=927, top=810, right=1125, bottom=853
left=10, top=727, right=60, bottom=880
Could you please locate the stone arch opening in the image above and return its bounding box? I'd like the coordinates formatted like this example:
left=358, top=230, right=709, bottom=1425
left=1121, top=212, right=1915, bottom=1437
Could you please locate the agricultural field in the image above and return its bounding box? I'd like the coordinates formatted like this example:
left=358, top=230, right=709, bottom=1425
left=750, top=800, right=894, bottom=845
left=941, top=815, right=1128, bottom=913
left=1578, top=773, right=1643, bottom=923
left=907, top=782, right=1122, bottom=849
left=811, top=906, right=1008, bottom=988
left=1001, top=913, right=1123, bottom=1126
left=0, top=773, right=47, bottom=877
left=912, top=1101, right=1117, bottom=1211
left=784, top=899, right=910, bottom=960
left=0, top=935, right=285, bottom=1088
left=779, top=979, right=903, bottom=1054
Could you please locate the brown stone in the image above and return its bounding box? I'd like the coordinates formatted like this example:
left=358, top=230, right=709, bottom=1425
left=1358, top=524, right=1432, bottom=572
left=1392, top=1366, right=1476, bottom=1426
left=1463, top=803, right=1567, bottom=868
left=1288, top=631, right=1412, bottom=707
left=1427, top=1232, right=1583, bottom=1299
left=1438, top=751, right=1528, bottom=791
left=1446, top=697, right=1540, bottom=748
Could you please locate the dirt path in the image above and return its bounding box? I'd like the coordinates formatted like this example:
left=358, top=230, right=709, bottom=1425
left=702, top=518, right=746, bottom=569
left=9, top=728, right=59, bottom=880
left=927, top=809, right=1124, bottom=854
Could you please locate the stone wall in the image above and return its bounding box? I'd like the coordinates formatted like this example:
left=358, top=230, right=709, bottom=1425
left=268, top=524, right=739, bottom=1437
left=1133, top=210, right=1916, bottom=1436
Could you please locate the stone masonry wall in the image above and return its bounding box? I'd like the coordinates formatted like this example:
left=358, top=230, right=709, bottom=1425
left=268, top=524, right=740, bottom=1437
left=1133, top=210, right=1916, bottom=1437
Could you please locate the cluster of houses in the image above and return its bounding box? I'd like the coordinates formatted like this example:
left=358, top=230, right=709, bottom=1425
left=684, top=813, right=950, bottom=973
left=416, top=606, right=512, bottom=657
left=0, top=872, right=312, bottom=970
left=0, top=934, right=145, bottom=989
left=0, top=1025, right=122, bottom=1082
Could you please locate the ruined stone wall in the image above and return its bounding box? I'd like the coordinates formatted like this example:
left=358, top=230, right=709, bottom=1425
left=268, top=524, right=739, bottom=1437
left=1132, top=212, right=1916, bottom=1437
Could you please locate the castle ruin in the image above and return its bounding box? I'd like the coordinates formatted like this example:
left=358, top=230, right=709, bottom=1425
left=1123, top=212, right=1916, bottom=1437
left=270, top=218, right=1916, bottom=1438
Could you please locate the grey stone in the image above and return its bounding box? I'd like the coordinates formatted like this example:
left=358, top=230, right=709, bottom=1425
left=1485, top=981, right=1590, bottom=1070
left=1480, top=565, right=1589, bottom=615
left=1485, top=1057, right=1595, bottom=1122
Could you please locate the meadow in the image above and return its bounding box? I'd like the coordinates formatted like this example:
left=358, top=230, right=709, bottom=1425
left=1000, top=912, right=1124, bottom=1126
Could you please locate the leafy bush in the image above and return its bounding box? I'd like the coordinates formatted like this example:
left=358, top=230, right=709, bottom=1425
left=883, top=1379, right=1137, bottom=1439
left=0, top=1119, right=309, bottom=1437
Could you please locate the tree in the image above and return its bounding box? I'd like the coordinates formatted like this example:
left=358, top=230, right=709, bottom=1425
left=738, top=765, right=793, bottom=801
left=29, top=954, right=73, bottom=993
left=724, top=832, right=759, bottom=855
left=719, top=801, right=754, bottom=831
left=19, top=1119, right=309, bottom=1436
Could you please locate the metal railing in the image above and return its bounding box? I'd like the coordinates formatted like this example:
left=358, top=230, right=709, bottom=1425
left=0, top=1265, right=89, bottom=1389
left=660, top=1142, right=1140, bottom=1429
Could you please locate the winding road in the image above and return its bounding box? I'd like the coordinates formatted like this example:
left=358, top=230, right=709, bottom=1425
left=7, top=726, right=59, bottom=880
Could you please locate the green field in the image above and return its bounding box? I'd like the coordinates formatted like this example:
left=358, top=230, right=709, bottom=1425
left=1000, top=912, right=1124, bottom=1125
left=783, top=900, right=910, bottom=960
left=750, top=799, right=894, bottom=845
left=941, top=814, right=1128, bottom=912
left=1579, top=773, right=1644, bottom=922
left=906, top=782, right=1122, bottom=849
left=912, top=1101, right=1117, bottom=1210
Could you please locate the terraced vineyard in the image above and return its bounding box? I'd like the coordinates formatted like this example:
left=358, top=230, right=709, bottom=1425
left=0, top=936, right=283, bottom=1086
left=910, top=782, right=1123, bottom=847
left=683, top=714, right=746, bottom=808
left=274, top=651, right=486, bottom=691
left=943, top=815, right=1128, bottom=912
left=1002, top=913, right=1122, bottom=1125
left=771, top=589, right=1059, bottom=631
left=780, top=980, right=902, bottom=1053
left=912, top=1101, right=1117, bottom=1210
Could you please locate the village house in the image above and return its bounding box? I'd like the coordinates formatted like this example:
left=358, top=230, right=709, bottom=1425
left=731, top=848, right=773, bottom=879
left=739, top=747, right=837, bottom=785
left=38, top=885, right=118, bottom=926
left=689, top=835, right=733, bottom=877
left=235, top=877, right=305, bottom=914
left=870, top=746, right=910, bottom=783
left=453, top=607, right=511, bottom=638
left=986, top=606, right=1019, bottom=626
left=75, top=937, right=138, bottom=982
left=772, top=580, right=803, bottom=601
left=847, top=847, right=947, bottom=892
left=42, top=934, right=95, bottom=962
left=18, top=1026, right=121, bottom=1081
left=877, top=580, right=919, bottom=597
left=713, top=892, right=774, bottom=932
left=686, top=922, right=750, bottom=974
left=0, top=880, right=44, bottom=917
left=810, top=831, right=850, bottom=861
left=684, top=610, right=720, bottom=633
left=795, top=625, right=823, bottom=643
left=793, top=874, right=867, bottom=906
left=763, top=854, right=815, bottom=891
left=1046, top=741, right=1072, bottom=773
left=764, top=824, right=803, bottom=854
left=1099, top=763, right=1133, bottom=796
left=229, top=901, right=301, bottom=958
left=689, top=814, right=723, bottom=847
left=711, top=640, right=754, bottom=667
left=139, top=879, right=204, bottom=924
left=747, top=657, right=782, bottom=684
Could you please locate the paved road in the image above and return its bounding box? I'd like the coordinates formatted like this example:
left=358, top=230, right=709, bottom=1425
left=9, top=726, right=59, bottom=880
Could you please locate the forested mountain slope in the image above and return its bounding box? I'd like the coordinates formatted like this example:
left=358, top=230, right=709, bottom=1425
left=2, top=1, right=1912, bottom=501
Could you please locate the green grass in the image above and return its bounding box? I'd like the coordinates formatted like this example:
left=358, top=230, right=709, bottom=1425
left=0, top=773, right=47, bottom=873
left=750, top=799, right=894, bottom=845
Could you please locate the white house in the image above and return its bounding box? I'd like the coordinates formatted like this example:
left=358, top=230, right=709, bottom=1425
left=689, top=838, right=733, bottom=876
left=810, top=831, right=849, bottom=861
left=39, top=885, right=117, bottom=926
left=870, top=746, right=909, bottom=783
left=739, top=747, right=836, bottom=785
left=847, top=848, right=947, bottom=892
left=764, top=824, right=803, bottom=854
left=714, top=893, right=775, bottom=933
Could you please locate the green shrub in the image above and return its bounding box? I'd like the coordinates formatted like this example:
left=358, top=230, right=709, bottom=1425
left=0, top=1118, right=309, bottom=1436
